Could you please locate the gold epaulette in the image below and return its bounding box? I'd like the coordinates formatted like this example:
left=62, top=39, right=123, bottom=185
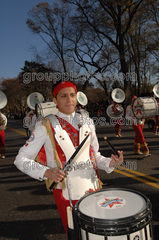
left=37, top=118, right=66, bottom=192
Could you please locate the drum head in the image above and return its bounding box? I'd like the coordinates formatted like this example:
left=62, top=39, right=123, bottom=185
left=132, top=97, right=144, bottom=119
left=77, top=188, right=147, bottom=220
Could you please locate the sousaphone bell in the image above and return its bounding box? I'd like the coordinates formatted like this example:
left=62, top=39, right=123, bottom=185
left=77, top=91, right=88, bottom=106
left=76, top=91, right=89, bottom=117
left=0, top=91, right=7, bottom=109
left=153, top=84, right=159, bottom=98
left=111, top=88, right=125, bottom=103
left=27, top=92, right=44, bottom=110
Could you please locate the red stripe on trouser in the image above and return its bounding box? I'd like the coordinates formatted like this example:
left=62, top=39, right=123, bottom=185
left=155, top=116, right=159, bottom=126
left=133, top=124, right=145, bottom=143
left=0, top=130, right=5, bottom=148
left=53, top=189, right=78, bottom=236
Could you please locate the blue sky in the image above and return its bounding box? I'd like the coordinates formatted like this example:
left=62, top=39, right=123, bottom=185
left=0, top=0, right=54, bottom=80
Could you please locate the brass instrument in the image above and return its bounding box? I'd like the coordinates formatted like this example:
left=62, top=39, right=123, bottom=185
left=106, top=88, right=125, bottom=118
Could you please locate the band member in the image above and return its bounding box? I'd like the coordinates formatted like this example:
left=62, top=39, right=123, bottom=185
left=153, top=98, right=159, bottom=135
left=125, top=95, right=150, bottom=157
left=0, top=111, right=7, bottom=159
left=111, top=101, right=122, bottom=137
left=14, top=81, right=123, bottom=236
left=22, top=110, right=29, bottom=138
left=23, top=109, right=37, bottom=138
left=97, top=108, right=102, bottom=117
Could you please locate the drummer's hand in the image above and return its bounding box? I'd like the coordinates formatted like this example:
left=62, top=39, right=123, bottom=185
left=44, top=167, right=65, bottom=183
left=109, top=151, right=123, bottom=168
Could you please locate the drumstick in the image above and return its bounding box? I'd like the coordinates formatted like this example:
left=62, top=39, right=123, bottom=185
left=49, top=132, right=91, bottom=190
left=104, top=136, right=119, bottom=157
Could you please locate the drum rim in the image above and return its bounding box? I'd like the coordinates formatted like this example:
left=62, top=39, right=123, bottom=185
left=75, top=188, right=151, bottom=223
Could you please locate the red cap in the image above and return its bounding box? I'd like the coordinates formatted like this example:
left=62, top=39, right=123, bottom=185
left=53, top=81, right=77, bottom=97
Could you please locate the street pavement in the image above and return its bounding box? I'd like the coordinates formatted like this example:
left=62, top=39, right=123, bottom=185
left=0, top=118, right=159, bottom=240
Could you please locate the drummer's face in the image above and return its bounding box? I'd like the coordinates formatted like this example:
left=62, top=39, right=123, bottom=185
left=53, top=87, right=77, bottom=115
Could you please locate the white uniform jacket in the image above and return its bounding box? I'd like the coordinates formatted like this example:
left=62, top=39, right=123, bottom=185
left=14, top=111, right=114, bottom=183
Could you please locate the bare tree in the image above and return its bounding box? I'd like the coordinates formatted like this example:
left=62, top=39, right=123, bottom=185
left=64, top=0, right=144, bottom=101
left=26, top=1, right=73, bottom=73
left=26, top=0, right=158, bottom=100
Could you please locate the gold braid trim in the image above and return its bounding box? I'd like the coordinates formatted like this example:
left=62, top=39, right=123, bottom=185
left=35, top=154, right=39, bottom=162
left=36, top=118, right=102, bottom=192
left=98, top=179, right=103, bottom=189
left=41, top=118, right=66, bottom=191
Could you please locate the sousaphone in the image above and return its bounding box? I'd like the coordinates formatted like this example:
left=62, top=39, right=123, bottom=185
left=153, top=84, right=159, bottom=98
left=27, top=92, right=44, bottom=110
left=77, top=91, right=88, bottom=106
left=111, top=88, right=125, bottom=103
left=0, top=91, right=7, bottom=109
left=76, top=91, right=89, bottom=117
left=107, top=88, right=125, bottom=118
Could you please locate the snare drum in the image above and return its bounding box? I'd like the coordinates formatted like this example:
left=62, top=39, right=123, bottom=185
left=75, top=188, right=153, bottom=240
left=133, top=97, right=158, bottom=119
left=36, top=101, right=58, bottom=117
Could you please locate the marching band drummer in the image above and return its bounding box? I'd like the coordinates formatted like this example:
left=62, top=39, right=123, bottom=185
left=24, top=109, right=37, bottom=138
left=14, top=80, right=123, bottom=237
left=125, top=95, right=150, bottom=157
left=111, top=101, right=122, bottom=137
left=0, top=110, right=7, bottom=159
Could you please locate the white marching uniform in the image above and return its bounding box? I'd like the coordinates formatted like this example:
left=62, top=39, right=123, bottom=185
left=14, top=110, right=115, bottom=236
left=14, top=111, right=114, bottom=186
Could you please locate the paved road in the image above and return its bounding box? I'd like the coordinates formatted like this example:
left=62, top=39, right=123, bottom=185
left=0, top=119, right=159, bottom=240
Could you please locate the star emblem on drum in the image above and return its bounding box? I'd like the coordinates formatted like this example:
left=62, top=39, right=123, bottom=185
left=133, top=100, right=143, bottom=117
left=134, top=101, right=143, bottom=109
left=100, top=197, right=123, bottom=208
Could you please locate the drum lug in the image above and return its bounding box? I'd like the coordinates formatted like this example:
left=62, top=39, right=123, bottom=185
left=74, top=206, right=77, bottom=211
